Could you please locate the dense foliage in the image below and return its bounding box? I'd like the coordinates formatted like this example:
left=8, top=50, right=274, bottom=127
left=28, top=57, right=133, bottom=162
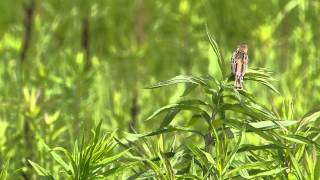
left=0, top=0, right=320, bottom=179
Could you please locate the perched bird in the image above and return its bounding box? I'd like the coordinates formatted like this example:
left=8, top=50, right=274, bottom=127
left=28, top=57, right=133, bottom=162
left=231, top=43, right=248, bottom=89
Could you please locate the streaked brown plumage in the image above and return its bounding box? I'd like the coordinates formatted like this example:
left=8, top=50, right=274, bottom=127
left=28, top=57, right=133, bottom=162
left=231, top=43, right=248, bottom=89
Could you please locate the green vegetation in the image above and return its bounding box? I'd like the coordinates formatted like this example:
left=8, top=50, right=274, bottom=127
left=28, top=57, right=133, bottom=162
left=0, top=0, right=320, bottom=179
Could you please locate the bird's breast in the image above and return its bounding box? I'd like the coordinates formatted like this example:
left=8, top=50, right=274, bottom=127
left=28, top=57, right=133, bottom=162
left=235, top=60, right=242, bottom=76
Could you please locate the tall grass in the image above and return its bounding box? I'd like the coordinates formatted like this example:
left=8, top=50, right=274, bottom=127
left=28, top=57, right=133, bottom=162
left=24, top=32, right=320, bottom=179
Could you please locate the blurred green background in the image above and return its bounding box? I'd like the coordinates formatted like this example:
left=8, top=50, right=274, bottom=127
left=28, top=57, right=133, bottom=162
left=0, top=0, right=319, bottom=178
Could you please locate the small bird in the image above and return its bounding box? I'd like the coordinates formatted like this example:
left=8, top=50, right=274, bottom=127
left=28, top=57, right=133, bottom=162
left=231, top=43, right=248, bottom=89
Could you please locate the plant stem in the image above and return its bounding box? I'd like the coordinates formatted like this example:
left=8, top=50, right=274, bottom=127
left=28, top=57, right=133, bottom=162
left=204, top=87, right=224, bottom=153
left=81, top=15, right=91, bottom=71
left=20, top=0, right=36, bottom=179
left=20, top=0, right=35, bottom=63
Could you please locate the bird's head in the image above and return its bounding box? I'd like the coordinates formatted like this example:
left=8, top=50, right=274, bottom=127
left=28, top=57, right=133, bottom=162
left=238, top=43, right=248, bottom=53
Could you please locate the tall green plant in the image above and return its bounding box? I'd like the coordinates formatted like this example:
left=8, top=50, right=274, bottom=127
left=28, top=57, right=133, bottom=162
left=141, top=31, right=319, bottom=179
left=29, top=121, right=132, bottom=179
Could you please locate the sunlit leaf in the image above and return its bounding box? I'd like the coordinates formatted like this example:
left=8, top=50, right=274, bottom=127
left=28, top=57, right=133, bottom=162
left=28, top=160, right=54, bottom=179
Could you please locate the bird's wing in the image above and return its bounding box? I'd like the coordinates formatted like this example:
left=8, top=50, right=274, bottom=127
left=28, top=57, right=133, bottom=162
left=231, top=52, right=237, bottom=75
left=242, top=54, right=248, bottom=75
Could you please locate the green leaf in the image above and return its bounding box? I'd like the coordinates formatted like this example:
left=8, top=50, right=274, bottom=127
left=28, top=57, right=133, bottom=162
left=245, top=68, right=280, bottom=94
left=102, top=161, right=140, bottom=177
left=143, top=126, right=204, bottom=137
left=248, top=120, right=298, bottom=130
left=158, top=134, right=164, bottom=153
left=242, top=167, right=287, bottom=179
left=160, top=109, right=180, bottom=128
left=176, top=174, right=203, bottom=180
left=237, top=144, right=282, bottom=153
left=158, top=151, right=175, bottom=179
left=146, top=103, right=207, bottom=121
left=178, top=99, right=213, bottom=109
left=146, top=75, right=211, bottom=89
left=28, top=160, right=54, bottom=179
left=200, top=149, right=216, bottom=165
left=224, top=161, right=267, bottom=178
left=97, top=149, right=130, bottom=166
left=145, top=159, right=163, bottom=178
left=297, top=106, right=320, bottom=131
left=187, top=144, right=209, bottom=168
left=288, top=152, right=303, bottom=179
left=181, top=83, right=198, bottom=96
left=281, top=134, right=320, bottom=149
left=131, top=169, right=157, bottom=179
left=148, top=151, right=176, bottom=162
left=50, top=147, right=73, bottom=174
left=222, top=126, right=245, bottom=177
left=225, top=119, right=287, bottom=148
left=206, top=25, right=226, bottom=79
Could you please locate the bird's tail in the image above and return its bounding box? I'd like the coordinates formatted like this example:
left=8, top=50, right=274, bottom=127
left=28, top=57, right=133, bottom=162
left=234, top=76, right=243, bottom=89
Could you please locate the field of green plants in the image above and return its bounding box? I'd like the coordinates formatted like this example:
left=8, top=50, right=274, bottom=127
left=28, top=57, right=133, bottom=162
left=0, top=0, right=320, bottom=179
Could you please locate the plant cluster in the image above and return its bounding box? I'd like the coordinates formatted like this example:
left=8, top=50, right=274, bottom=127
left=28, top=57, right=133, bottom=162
left=25, top=33, right=320, bottom=179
